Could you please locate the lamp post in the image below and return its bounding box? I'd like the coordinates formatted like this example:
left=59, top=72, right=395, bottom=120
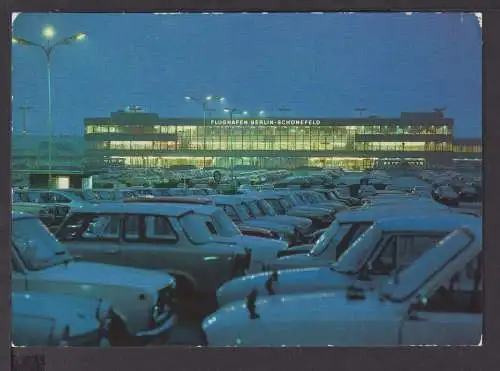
left=13, top=25, right=87, bottom=184
left=185, top=95, right=225, bottom=169
left=354, top=107, right=367, bottom=117
left=224, top=107, right=248, bottom=189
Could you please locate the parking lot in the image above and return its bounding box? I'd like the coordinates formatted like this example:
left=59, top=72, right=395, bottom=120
left=11, top=167, right=483, bottom=347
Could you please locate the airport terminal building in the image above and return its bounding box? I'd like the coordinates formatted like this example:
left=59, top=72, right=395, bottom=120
left=83, top=109, right=482, bottom=170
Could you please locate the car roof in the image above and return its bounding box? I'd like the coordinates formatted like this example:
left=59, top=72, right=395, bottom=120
left=69, top=202, right=196, bottom=217
left=208, top=195, right=243, bottom=205
left=336, top=205, right=449, bottom=223
left=372, top=213, right=481, bottom=233
left=125, top=196, right=214, bottom=205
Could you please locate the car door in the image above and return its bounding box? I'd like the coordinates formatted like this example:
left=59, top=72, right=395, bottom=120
left=59, top=213, right=123, bottom=265
left=377, top=228, right=482, bottom=345
left=117, top=214, right=198, bottom=276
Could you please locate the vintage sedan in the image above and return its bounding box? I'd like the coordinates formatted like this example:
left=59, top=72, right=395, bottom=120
left=260, top=191, right=337, bottom=230
left=239, top=194, right=314, bottom=241
left=216, top=212, right=481, bottom=307
left=258, top=202, right=453, bottom=266
left=12, top=190, right=56, bottom=227
left=12, top=212, right=178, bottom=346
left=203, top=226, right=482, bottom=346
left=208, top=195, right=298, bottom=245
left=432, top=185, right=460, bottom=206
left=55, top=203, right=251, bottom=311
left=12, top=291, right=112, bottom=346
left=123, top=198, right=287, bottom=273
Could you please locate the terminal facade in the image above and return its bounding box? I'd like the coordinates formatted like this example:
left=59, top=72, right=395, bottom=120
left=81, top=109, right=481, bottom=170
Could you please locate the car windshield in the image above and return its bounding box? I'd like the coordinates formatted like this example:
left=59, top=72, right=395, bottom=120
left=12, top=217, right=71, bottom=270
left=280, top=197, right=294, bottom=211
left=259, top=199, right=277, bottom=216
left=178, top=213, right=215, bottom=244
left=246, top=201, right=264, bottom=217
left=266, top=198, right=286, bottom=215
left=295, top=193, right=307, bottom=205
left=212, top=208, right=242, bottom=237
left=315, top=193, right=328, bottom=201
left=218, top=205, right=241, bottom=223
left=309, top=221, right=342, bottom=256
left=235, top=203, right=251, bottom=220
left=332, top=224, right=377, bottom=274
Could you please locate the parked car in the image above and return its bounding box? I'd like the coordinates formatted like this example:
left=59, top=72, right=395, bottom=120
left=54, top=202, right=251, bottom=312
left=239, top=194, right=314, bottom=242
left=124, top=198, right=287, bottom=273
left=238, top=225, right=281, bottom=240
left=295, top=190, right=350, bottom=213
left=311, top=188, right=361, bottom=207
left=208, top=195, right=298, bottom=246
left=458, top=184, right=480, bottom=202
left=215, top=212, right=480, bottom=307
left=432, top=185, right=460, bottom=206
left=12, top=291, right=112, bottom=346
left=11, top=212, right=179, bottom=346
left=261, top=191, right=337, bottom=230
left=203, top=226, right=482, bottom=346
left=15, top=189, right=85, bottom=224
left=12, top=190, right=56, bottom=226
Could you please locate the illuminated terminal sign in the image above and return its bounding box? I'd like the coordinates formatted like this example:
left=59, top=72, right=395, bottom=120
left=210, top=119, right=321, bottom=126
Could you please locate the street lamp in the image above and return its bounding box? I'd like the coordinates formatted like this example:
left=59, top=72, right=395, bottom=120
left=13, top=25, right=87, bottom=184
left=185, top=95, right=224, bottom=168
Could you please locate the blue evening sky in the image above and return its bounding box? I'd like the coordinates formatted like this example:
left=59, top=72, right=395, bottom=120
left=12, top=12, right=482, bottom=138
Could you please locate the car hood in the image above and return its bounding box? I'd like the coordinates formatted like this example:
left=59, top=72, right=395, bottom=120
left=12, top=291, right=103, bottom=322
left=270, top=253, right=331, bottom=270
left=213, top=235, right=287, bottom=252
left=204, top=291, right=398, bottom=347
left=216, top=266, right=355, bottom=307
left=288, top=207, right=330, bottom=217
left=38, top=261, right=175, bottom=292
left=266, top=215, right=312, bottom=229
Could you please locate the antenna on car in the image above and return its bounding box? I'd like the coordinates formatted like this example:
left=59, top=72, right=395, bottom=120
left=265, top=270, right=279, bottom=295
left=246, top=289, right=260, bottom=320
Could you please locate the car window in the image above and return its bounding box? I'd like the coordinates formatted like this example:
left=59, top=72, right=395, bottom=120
left=82, top=215, right=120, bottom=240
left=124, top=215, right=140, bottom=240
left=178, top=213, right=214, bottom=244
left=12, top=217, right=70, bottom=270
left=242, top=202, right=255, bottom=218
left=220, top=205, right=239, bottom=222
left=259, top=200, right=277, bottom=216
left=54, top=194, right=72, bottom=203
left=267, top=198, right=285, bottom=214
left=371, top=234, right=445, bottom=275
left=145, top=216, right=177, bottom=241
left=414, top=257, right=482, bottom=314
left=212, top=208, right=241, bottom=237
